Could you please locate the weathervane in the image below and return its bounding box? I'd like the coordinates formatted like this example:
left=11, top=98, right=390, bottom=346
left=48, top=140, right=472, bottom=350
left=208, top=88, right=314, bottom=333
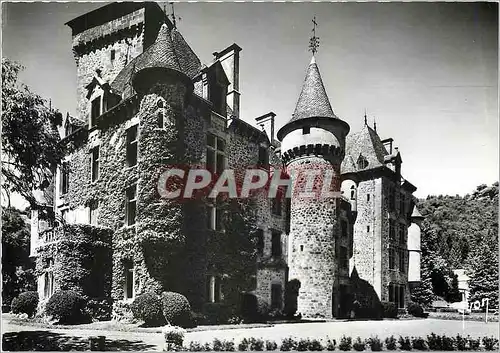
left=309, top=16, right=320, bottom=55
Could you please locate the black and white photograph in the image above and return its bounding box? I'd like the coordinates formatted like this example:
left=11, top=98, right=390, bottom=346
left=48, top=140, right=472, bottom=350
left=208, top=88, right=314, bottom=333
left=1, top=1, right=498, bottom=351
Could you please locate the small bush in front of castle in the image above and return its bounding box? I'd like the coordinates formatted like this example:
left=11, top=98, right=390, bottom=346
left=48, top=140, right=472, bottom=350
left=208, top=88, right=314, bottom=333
left=45, top=290, right=86, bottom=324
left=339, top=336, right=353, bottom=351
left=381, top=301, right=398, bottom=318
left=398, top=336, right=412, bottom=350
left=455, top=335, right=467, bottom=351
left=161, top=291, right=191, bottom=328
left=367, top=336, right=383, bottom=351
left=407, top=302, right=426, bottom=318
left=212, top=338, right=223, bottom=351
left=426, top=333, right=442, bottom=350
left=222, top=340, right=235, bottom=351
left=482, top=336, right=498, bottom=351
left=296, top=338, right=310, bottom=351
left=265, top=340, right=278, bottom=351
left=353, top=337, right=366, bottom=351
left=249, top=337, right=265, bottom=351
left=189, top=341, right=204, bottom=351
left=467, top=336, right=480, bottom=350
left=11, top=291, right=38, bottom=317
left=441, top=335, right=456, bottom=351
left=308, top=338, right=324, bottom=351
left=385, top=336, right=397, bottom=350
left=238, top=338, right=250, bottom=351
left=280, top=337, right=298, bottom=351
left=84, top=297, right=113, bottom=322
left=325, top=338, right=337, bottom=351
left=411, top=337, right=427, bottom=350
left=241, top=293, right=269, bottom=323
left=131, top=292, right=164, bottom=326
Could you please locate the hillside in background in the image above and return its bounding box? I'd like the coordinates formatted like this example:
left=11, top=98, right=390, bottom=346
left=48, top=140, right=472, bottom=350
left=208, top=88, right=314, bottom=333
left=413, top=182, right=499, bottom=308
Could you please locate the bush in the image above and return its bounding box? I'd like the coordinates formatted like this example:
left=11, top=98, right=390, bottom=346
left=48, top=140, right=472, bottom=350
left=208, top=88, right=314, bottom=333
left=398, top=336, right=412, bottom=350
left=411, top=337, right=427, bottom=350
left=223, top=340, right=235, bottom=352
left=455, top=335, right=467, bottom=351
left=367, top=336, right=383, bottom=351
left=241, top=293, right=269, bottom=323
left=385, top=336, right=397, bottom=350
left=441, top=336, right=455, bottom=351
left=213, top=338, right=223, bottom=351
left=280, top=337, right=298, bottom=351
left=45, top=290, right=86, bottom=324
left=325, top=338, right=337, bottom=351
left=426, top=333, right=442, bottom=350
left=131, top=292, right=164, bottom=326
left=407, top=302, right=425, bottom=318
left=308, top=339, right=323, bottom=351
left=190, top=341, right=204, bottom=351
left=203, top=303, right=231, bottom=325
left=238, top=338, right=250, bottom=351
left=468, top=336, right=480, bottom=350
left=266, top=340, right=278, bottom=351
left=297, top=339, right=309, bottom=351
left=482, top=336, right=498, bottom=351
left=85, top=297, right=112, bottom=322
left=162, top=325, right=185, bottom=348
left=161, top=291, right=191, bottom=328
left=11, top=291, right=38, bottom=317
left=249, top=338, right=264, bottom=351
left=381, top=301, right=398, bottom=318
left=339, top=336, right=352, bottom=351
left=353, top=337, right=366, bottom=351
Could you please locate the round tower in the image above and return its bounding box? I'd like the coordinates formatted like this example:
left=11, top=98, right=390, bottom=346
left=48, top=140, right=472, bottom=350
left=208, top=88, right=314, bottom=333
left=407, top=206, right=424, bottom=290
left=277, top=56, right=350, bottom=318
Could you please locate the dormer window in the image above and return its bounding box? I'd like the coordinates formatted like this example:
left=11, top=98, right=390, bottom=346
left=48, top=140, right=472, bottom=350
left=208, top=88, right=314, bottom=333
left=357, top=154, right=369, bottom=169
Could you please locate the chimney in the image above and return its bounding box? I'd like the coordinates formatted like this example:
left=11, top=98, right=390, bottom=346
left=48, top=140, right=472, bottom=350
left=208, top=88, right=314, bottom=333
left=255, top=112, right=276, bottom=142
left=213, top=43, right=242, bottom=119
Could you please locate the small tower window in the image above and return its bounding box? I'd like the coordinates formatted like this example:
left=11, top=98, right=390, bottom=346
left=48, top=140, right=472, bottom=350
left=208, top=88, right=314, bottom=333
left=357, top=154, right=369, bottom=169
left=350, top=186, right=355, bottom=200
left=367, top=225, right=370, bottom=232
left=300, top=245, right=304, bottom=252
left=302, top=126, right=310, bottom=135
left=110, top=49, right=116, bottom=62
left=367, top=194, right=370, bottom=202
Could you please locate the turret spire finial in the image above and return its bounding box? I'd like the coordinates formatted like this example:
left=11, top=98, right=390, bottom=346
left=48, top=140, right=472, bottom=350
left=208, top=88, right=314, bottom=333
left=309, top=16, right=320, bottom=55
left=373, top=117, right=377, bottom=132
left=364, top=109, right=367, bottom=125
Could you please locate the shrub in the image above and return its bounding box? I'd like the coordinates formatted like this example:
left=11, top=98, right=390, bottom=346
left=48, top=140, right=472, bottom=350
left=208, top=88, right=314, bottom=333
left=223, top=340, right=235, bottom=352
left=353, top=337, right=366, bottom=351
left=426, top=333, right=442, bottom=351
left=162, top=325, right=185, bottom=348
left=241, top=293, right=269, bottom=323
left=442, top=336, right=455, bottom=350
left=297, top=339, right=309, bottom=351
left=85, top=297, right=112, bottom=322
left=411, top=337, right=427, bottom=350
left=280, top=337, right=298, bottom=351
left=45, top=290, right=86, bottom=324
left=308, top=339, right=324, bottom=351
left=468, top=336, right=480, bottom=350
left=367, top=336, right=383, bottom=351
left=249, top=337, right=265, bottom=351
left=203, top=303, right=231, bottom=325
left=266, top=340, right=278, bottom=351
left=203, top=342, right=212, bottom=351
left=11, top=291, right=38, bottom=317
left=482, top=336, right=498, bottom=351
left=339, top=336, right=352, bottom=351
left=161, top=291, right=191, bottom=328
left=455, top=335, right=467, bottom=351
left=407, top=302, right=425, bottom=318
left=385, top=336, right=397, bottom=350
left=213, top=338, right=223, bottom=351
left=238, top=338, right=250, bottom=351
left=190, top=341, right=204, bottom=351
left=131, top=292, right=164, bottom=326
left=325, top=338, right=337, bottom=351
left=398, top=336, right=412, bottom=350
left=381, top=302, right=398, bottom=318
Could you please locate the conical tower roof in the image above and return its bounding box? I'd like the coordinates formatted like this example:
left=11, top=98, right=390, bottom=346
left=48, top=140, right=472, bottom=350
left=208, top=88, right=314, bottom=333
left=290, top=56, right=338, bottom=122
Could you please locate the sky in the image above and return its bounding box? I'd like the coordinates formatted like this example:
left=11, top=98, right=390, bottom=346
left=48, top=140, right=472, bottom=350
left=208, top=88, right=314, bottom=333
left=2, top=1, right=498, bottom=202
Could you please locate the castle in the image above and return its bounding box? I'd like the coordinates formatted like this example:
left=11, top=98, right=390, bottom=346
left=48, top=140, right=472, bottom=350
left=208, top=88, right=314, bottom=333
left=30, top=2, right=422, bottom=320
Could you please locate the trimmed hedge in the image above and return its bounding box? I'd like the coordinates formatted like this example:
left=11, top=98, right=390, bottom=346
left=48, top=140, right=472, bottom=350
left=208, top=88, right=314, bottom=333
left=45, top=290, right=86, bottom=324
left=11, top=291, right=39, bottom=317
left=131, top=292, right=165, bottom=326
left=161, top=291, right=191, bottom=328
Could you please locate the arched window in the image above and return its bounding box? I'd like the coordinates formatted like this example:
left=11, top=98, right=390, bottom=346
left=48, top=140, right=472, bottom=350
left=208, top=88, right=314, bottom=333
left=357, top=154, right=369, bottom=170
left=350, top=185, right=356, bottom=200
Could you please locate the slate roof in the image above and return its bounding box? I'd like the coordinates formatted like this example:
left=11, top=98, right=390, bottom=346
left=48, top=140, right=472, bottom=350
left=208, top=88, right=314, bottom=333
left=341, top=124, right=389, bottom=173
left=110, top=24, right=202, bottom=97
left=289, top=56, right=339, bottom=123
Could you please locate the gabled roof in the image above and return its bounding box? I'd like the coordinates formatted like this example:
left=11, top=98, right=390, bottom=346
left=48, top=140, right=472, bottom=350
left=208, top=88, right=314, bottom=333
left=110, top=24, right=202, bottom=97
left=289, top=56, right=338, bottom=123
left=85, top=72, right=110, bottom=99
left=342, top=124, right=389, bottom=173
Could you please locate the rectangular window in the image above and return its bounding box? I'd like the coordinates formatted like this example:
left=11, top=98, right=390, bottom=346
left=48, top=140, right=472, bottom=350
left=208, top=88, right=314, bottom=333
left=91, top=97, right=101, bottom=127
left=367, top=194, right=370, bottom=202
left=258, top=146, right=269, bottom=168
left=206, top=133, right=225, bottom=175
left=340, top=246, right=349, bottom=270
left=400, top=193, right=405, bottom=215
left=389, top=248, right=396, bottom=270
left=256, top=229, right=264, bottom=256
left=125, top=184, right=137, bottom=226
left=399, top=249, right=405, bottom=272
left=206, top=275, right=222, bottom=303
left=91, top=146, right=99, bottom=182
left=60, top=162, right=69, bottom=195
left=124, top=261, right=134, bottom=300
left=126, top=125, right=138, bottom=167
left=302, top=126, right=310, bottom=135
left=367, top=225, right=370, bottom=233
left=341, top=220, right=348, bottom=238
left=271, top=231, right=282, bottom=257
left=89, top=200, right=98, bottom=226
left=388, top=283, right=405, bottom=308
left=271, top=284, right=283, bottom=309
left=271, top=196, right=282, bottom=216
left=110, top=49, right=116, bottom=61
left=399, top=227, right=405, bottom=245
left=389, top=219, right=395, bottom=242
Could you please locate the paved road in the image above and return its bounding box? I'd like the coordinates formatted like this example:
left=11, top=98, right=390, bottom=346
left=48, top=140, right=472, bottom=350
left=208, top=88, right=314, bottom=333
left=2, top=317, right=498, bottom=351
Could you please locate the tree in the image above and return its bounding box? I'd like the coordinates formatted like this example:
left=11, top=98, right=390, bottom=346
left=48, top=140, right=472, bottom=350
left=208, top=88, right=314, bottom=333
left=2, top=58, right=64, bottom=209
left=467, top=242, right=498, bottom=309
left=446, top=274, right=462, bottom=303
left=2, top=208, right=36, bottom=307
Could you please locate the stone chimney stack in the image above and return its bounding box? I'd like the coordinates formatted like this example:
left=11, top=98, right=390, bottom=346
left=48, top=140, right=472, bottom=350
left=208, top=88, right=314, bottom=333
left=213, top=44, right=242, bottom=119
